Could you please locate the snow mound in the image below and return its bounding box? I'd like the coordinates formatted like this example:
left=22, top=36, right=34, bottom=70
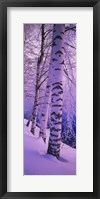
left=24, top=119, right=76, bottom=175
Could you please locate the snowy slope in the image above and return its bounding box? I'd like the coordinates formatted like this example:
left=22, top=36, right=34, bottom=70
left=24, top=119, right=76, bottom=175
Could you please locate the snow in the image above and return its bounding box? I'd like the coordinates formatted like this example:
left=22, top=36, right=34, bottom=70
left=24, top=119, right=76, bottom=175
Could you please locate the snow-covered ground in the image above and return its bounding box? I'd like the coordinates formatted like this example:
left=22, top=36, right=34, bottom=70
left=24, top=119, right=76, bottom=175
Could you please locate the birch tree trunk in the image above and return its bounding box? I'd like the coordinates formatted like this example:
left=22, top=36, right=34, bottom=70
left=39, top=66, right=52, bottom=142
left=26, top=86, right=39, bottom=128
left=30, top=25, right=45, bottom=134
left=47, top=24, right=65, bottom=159
left=31, top=86, right=39, bottom=134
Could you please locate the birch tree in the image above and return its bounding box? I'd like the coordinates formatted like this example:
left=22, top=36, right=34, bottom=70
left=61, top=27, right=76, bottom=148
left=47, top=24, right=65, bottom=159
left=25, top=25, right=53, bottom=129
left=30, top=24, right=45, bottom=134
left=39, top=65, right=52, bottom=142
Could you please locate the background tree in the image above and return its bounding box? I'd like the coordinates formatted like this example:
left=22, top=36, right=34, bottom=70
left=24, top=24, right=52, bottom=134
left=39, top=64, right=52, bottom=142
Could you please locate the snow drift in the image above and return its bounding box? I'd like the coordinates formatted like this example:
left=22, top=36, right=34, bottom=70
left=24, top=119, right=76, bottom=175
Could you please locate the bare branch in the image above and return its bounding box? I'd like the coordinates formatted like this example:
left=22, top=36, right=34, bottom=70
left=65, top=42, right=76, bottom=49
left=38, top=76, right=48, bottom=89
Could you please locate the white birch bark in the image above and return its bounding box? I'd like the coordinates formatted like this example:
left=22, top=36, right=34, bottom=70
left=39, top=66, right=52, bottom=142
left=31, top=86, right=39, bottom=134
left=47, top=24, right=65, bottom=159
left=30, top=25, right=45, bottom=134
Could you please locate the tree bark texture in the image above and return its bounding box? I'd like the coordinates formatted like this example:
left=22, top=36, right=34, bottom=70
left=47, top=24, right=65, bottom=159
left=39, top=66, right=52, bottom=142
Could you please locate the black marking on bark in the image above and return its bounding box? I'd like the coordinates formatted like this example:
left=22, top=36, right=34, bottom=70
left=54, top=68, right=61, bottom=70
left=51, top=112, right=62, bottom=119
left=49, top=138, right=61, bottom=143
left=50, top=133, right=58, bottom=137
left=49, top=143, right=60, bottom=147
left=51, top=127, right=61, bottom=132
left=52, top=41, right=57, bottom=46
left=58, top=90, right=63, bottom=94
left=56, top=98, right=63, bottom=101
left=54, top=35, right=62, bottom=40
left=52, top=93, right=59, bottom=97
left=31, top=127, right=35, bottom=135
left=51, top=117, right=56, bottom=122
left=60, top=60, right=64, bottom=65
left=32, top=117, right=35, bottom=120
left=48, top=143, right=60, bottom=150
left=52, top=104, right=62, bottom=107
left=61, top=31, right=64, bottom=34
left=55, top=51, right=63, bottom=55
left=39, top=131, right=44, bottom=134
left=52, top=85, right=63, bottom=91
left=26, top=120, right=31, bottom=126
left=53, top=138, right=61, bottom=142
left=39, top=131, right=46, bottom=143
left=42, top=138, right=46, bottom=143
left=42, top=113, right=45, bottom=116
left=47, top=85, right=51, bottom=88
left=52, top=58, right=58, bottom=62
left=50, top=148, right=60, bottom=154
left=52, top=82, right=62, bottom=86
